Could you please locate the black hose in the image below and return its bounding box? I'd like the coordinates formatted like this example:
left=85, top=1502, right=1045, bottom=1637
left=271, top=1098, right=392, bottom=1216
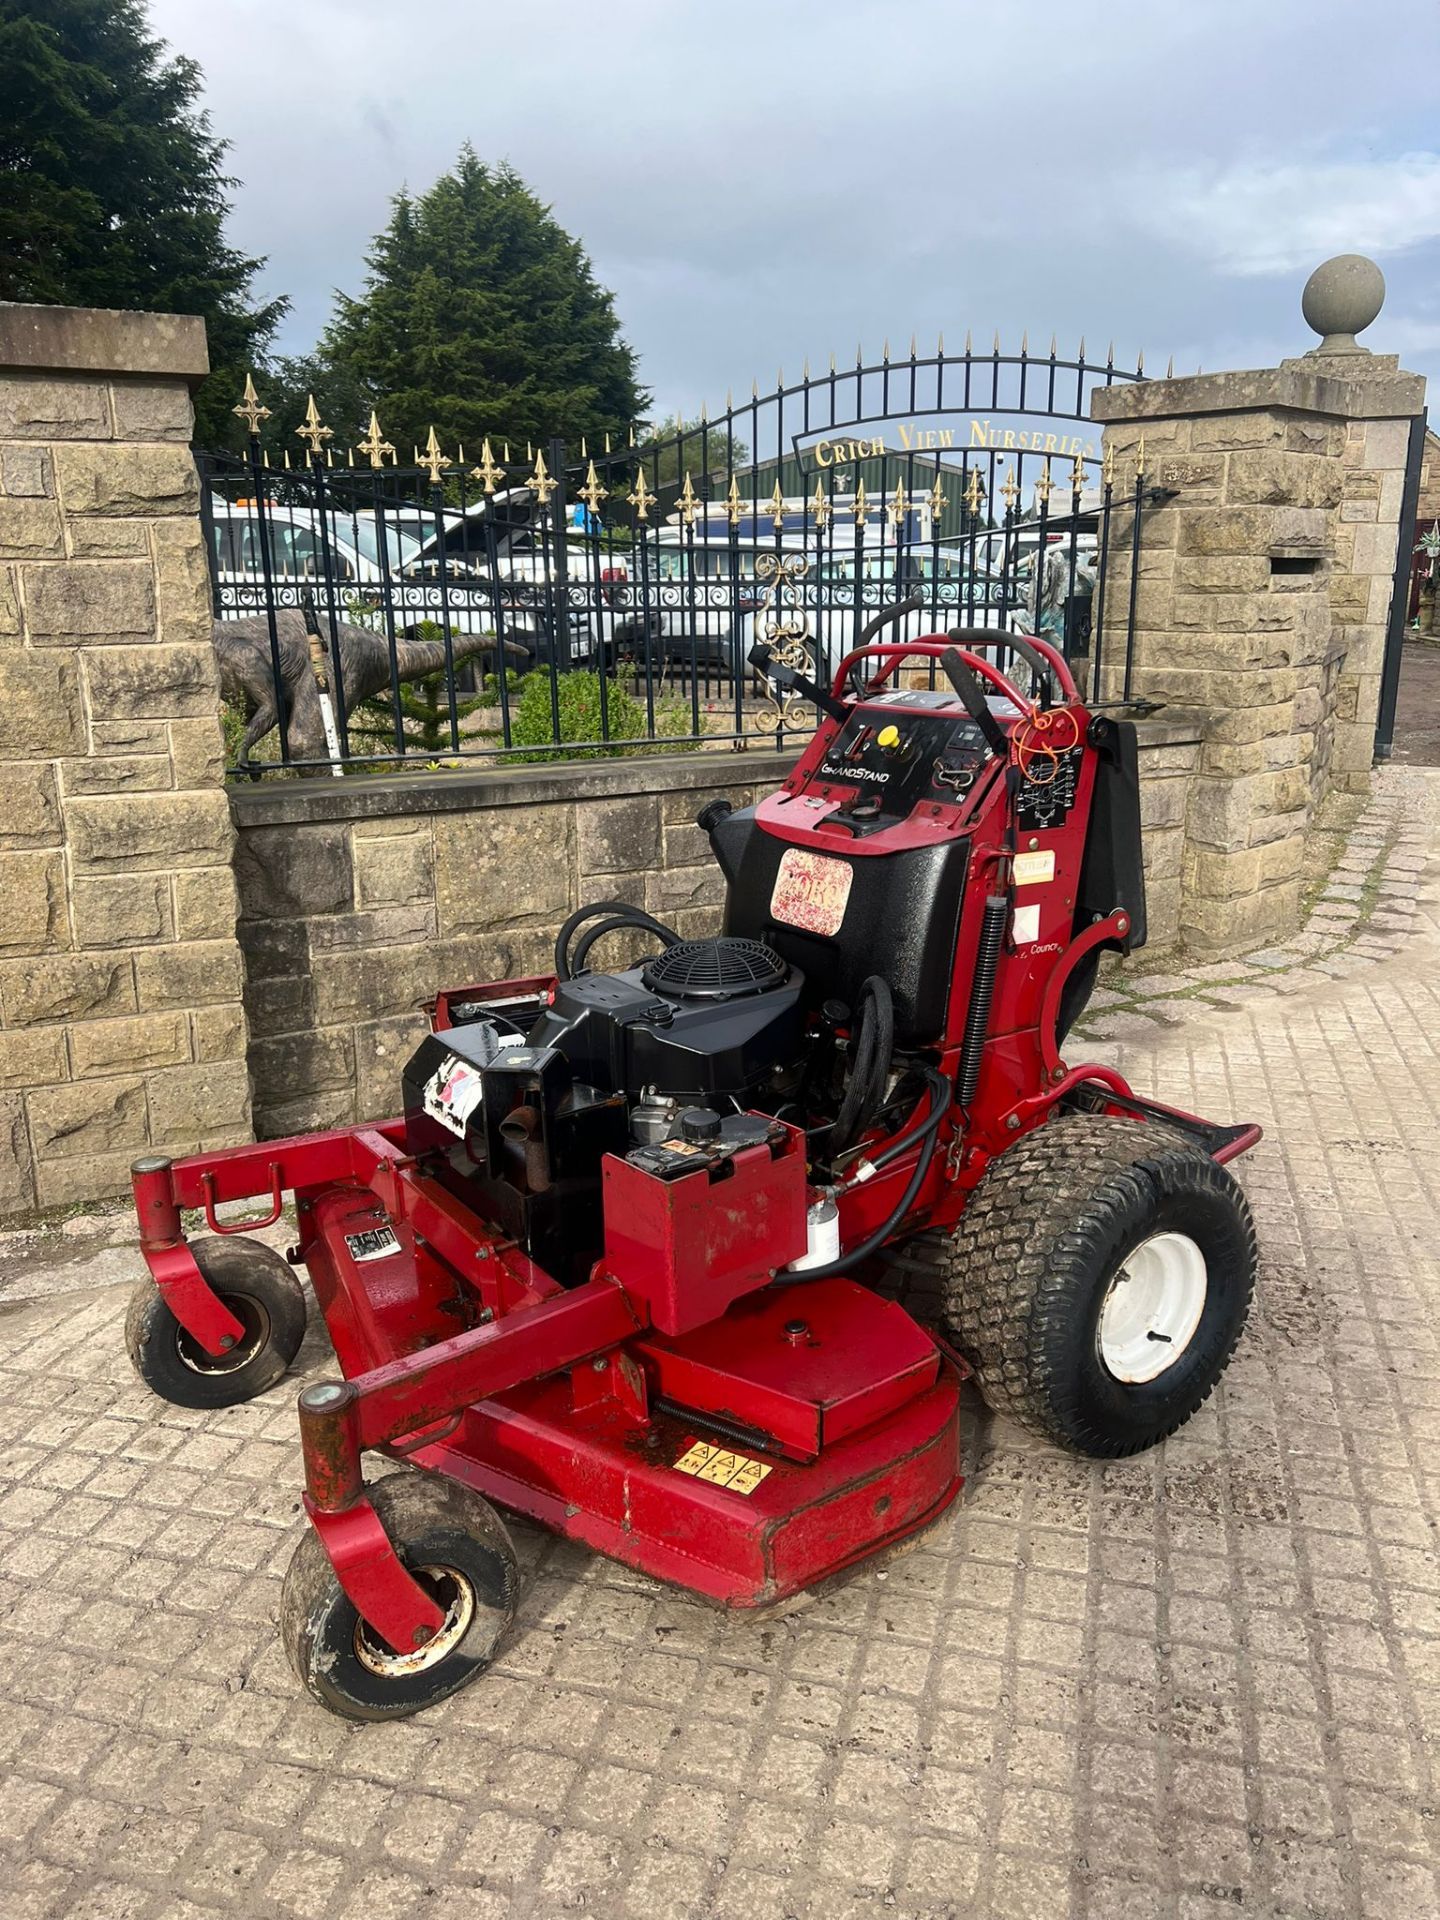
left=569, top=914, right=671, bottom=976
left=554, top=901, right=680, bottom=981
left=775, top=1068, right=949, bottom=1283
left=957, top=894, right=1008, bottom=1106
left=829, top=976, right=894, bottom=1155
left=865, top=1068, right=952, bottom=1172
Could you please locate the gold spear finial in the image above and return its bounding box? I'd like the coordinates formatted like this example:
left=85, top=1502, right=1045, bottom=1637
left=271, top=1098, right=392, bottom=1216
left=1000, top=464, right=1020, bottom=511
left=852, top=479, right=870, bottom=526
left=529, top=449, right=557, bottom=506
left=1134, top=434, right=1147, bottom=478
left=965, top=467, right=984, bottom=516
left=471, top=437, right=504, bottom=493
left=928, top=473, right=948, bottom=519
left=233, top=372, right=270, bottom=437
left=769, top=480, right=786, bottom=531
left=580, top=459, right=608, bottom=515
left=357, top=410, right=395, bottom=469
left=296, top=393, right=332, bottom=457
left=677, top=471, right=699, bottom=527
left=419, top=426, right=450, bottom=487
left=1034, top=459, right=1054, bottom=508
left=809, top=478, right=832, bottom=531
left=1070, top=451, right=1086, bottom=495
left=627, top=468, right=657, bottom=523
left=1103, top=440, right=1117, bottom=487
left=888, top=481, right=910, bottom=530
left=725, top=476, right=744, bottom=527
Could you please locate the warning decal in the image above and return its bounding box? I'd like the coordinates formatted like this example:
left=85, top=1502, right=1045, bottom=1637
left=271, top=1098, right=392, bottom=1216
left=769, top=847, right=853, bottom=938
left=673, top=1441, right=774, bottom=1496
left=423, top=1054, right=485, bottom=1138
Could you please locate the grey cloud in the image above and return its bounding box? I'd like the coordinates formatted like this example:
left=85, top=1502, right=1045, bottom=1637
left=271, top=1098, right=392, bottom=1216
left=150, top=0, right=1440, bottom=408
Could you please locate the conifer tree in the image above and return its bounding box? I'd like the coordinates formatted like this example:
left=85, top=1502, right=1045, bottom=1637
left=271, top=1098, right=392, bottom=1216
left=0, top=0, right=285, bottom=444
left=318, top=147, right=646, bottom=459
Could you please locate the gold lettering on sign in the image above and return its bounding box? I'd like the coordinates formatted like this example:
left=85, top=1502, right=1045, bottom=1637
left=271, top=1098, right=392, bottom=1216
left=809, top=421, right=1096, bottom=468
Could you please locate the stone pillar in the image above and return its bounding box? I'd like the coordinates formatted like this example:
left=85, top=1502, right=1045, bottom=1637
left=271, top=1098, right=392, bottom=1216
left=1091, top=258, right=1424, bottom=954
left=0, top=305, right=251, bottom=1217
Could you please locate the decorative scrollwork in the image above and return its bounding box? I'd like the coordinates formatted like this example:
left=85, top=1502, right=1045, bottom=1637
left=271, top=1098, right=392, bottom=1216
left=751, top=552, right=817, bottom=736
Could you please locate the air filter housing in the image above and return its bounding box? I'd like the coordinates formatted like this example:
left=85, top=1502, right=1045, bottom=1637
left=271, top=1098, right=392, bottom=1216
left=641, top=937, right=787, bottom=1002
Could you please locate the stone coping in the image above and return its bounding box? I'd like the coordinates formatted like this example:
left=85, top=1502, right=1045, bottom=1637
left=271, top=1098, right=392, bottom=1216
left=227, top=711, right=1205, bottom=830
left=228, top=747, right=800, bottom=828
left=1093, top=360, right=1426, bottom=424
left=0, top=302, right=209, bottom=384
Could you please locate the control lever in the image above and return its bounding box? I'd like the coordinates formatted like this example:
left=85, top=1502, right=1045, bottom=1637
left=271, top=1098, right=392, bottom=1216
left=748, top=642, right=848, bottom=723
left=941, top=647, right=1008, bottom=759
left=945, top=626, right=1057, bottom=709
left=856, top=592, right=925, bottom=649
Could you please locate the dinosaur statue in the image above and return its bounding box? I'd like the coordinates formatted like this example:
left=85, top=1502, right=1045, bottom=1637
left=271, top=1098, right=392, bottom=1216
left=213, top=612, right=522, bottom=770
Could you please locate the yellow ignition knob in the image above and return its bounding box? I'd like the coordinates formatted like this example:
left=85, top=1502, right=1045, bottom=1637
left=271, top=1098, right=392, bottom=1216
left=876, top=724, right=901, bottom=750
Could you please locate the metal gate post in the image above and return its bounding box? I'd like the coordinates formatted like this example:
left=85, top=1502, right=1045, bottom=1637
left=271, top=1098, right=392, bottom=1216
left=1375, top=409, right=1427, bottom=762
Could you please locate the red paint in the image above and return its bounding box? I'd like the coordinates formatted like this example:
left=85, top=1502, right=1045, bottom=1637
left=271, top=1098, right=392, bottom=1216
left=129, top=634, right=1260, bottom=1660
left=600, top=1127, right=808, bottom=1336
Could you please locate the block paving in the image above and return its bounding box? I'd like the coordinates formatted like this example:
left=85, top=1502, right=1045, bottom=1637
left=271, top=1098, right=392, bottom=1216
left=1, top=767, right=1438, bottom=1919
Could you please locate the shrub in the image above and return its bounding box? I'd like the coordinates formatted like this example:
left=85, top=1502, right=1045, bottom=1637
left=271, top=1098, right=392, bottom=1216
left=508, top=671, right=696, bottom=763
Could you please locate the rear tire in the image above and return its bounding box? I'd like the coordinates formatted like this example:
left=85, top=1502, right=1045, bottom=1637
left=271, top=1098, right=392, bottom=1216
left=280, top=1473, right=519, bottom=1722
left=941, top=1114, right=1256, bottom=1457
left=125, top=1235, right=306, bottom=1409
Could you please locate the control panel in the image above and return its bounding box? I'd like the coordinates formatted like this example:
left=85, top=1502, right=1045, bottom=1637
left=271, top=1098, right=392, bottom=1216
left=812, top=692, right=994, bottom=829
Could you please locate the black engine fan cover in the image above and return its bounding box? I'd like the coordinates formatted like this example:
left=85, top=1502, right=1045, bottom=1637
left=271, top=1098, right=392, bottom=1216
left=641, top=937, right=786, bottom=1001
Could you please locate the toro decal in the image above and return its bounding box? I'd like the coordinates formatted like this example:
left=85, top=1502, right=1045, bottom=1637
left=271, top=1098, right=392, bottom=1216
left=769, top=847, right=854, bottom=937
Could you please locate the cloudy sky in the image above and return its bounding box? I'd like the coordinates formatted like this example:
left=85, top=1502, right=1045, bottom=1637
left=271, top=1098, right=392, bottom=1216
left=152, top=0, right=1440, bottom=418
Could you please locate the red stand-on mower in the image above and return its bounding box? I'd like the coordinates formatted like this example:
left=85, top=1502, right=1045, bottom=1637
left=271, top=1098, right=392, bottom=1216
left=126, top=622, right=1260, bottom=1720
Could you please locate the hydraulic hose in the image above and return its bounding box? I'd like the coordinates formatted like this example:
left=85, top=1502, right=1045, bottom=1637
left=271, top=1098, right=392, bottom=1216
left=554, top=901, right=680, bottom=981
left=775, top=1068, right=950, bottom=1283
left=829, top=975, right=894, bottom=1156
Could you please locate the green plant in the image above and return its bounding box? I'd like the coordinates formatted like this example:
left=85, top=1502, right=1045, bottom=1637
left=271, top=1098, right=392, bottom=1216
left=509, top=671, right=697, bottom=763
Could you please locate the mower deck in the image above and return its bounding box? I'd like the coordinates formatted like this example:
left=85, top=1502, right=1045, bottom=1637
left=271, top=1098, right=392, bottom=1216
left=410, top=1340, right=961, bottom=1607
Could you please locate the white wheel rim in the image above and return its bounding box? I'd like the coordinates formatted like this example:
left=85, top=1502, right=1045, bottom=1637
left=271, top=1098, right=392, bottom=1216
left=1097, top=1232, right=1208, bottom=1383
left=353, top=1565, right=475, bottom=1676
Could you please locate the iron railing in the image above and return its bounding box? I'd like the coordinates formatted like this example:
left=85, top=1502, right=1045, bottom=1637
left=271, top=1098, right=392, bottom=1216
left=201, top=342, right=1160, bottom=777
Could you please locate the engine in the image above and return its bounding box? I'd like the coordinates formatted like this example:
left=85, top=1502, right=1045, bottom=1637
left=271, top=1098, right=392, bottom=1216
left=402, top=936, right=806, bottom=1284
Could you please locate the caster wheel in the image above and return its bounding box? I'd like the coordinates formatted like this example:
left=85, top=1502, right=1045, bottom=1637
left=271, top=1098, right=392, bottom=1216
left=943, top=1114, right=1257, bottom=1458
left=280, top=1473, right=519, bottom=1722
left=125, top=1234, right=307, bottom=1409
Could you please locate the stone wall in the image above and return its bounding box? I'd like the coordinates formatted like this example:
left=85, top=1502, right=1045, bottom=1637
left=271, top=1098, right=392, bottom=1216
left=1093, top=350, right=1424, bottom=952
left=230, top=721, right=1202, bottom=1138
left=0, top=306, right=251, bottom=1217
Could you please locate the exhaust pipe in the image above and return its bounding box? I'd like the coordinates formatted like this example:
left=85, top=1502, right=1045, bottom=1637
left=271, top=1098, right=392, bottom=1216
left=499, top=1103, right=551, bottom=1192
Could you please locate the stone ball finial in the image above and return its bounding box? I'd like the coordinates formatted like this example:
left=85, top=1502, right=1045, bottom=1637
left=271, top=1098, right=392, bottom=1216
left=1302, top=253, right=1385, bottom=354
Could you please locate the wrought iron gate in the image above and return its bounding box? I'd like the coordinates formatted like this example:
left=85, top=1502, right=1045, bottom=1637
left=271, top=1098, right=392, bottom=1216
left=198, top=339, right=1157, bottom=775
left=1375, top=409, right=1428, bottom=761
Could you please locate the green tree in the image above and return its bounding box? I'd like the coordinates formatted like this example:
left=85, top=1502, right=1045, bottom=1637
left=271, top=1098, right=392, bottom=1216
left=320, top=147, right=646, bottom=462
left=637, top=415, right=750, bottom=489
left=349, top=622, right=492, bottom=759
left=0, top=0, right=286, bottom=445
